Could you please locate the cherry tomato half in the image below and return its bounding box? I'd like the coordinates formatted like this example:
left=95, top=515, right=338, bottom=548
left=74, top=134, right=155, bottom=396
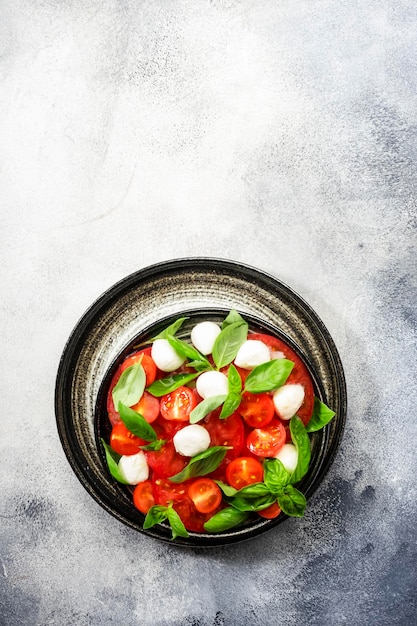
left=238, top=392, right=275, bottom=428
left=133, top=480, right=155, bottom=514
left=226, top=457, right=264, bottom=490
left=152, top=477, right=210, bottom=532
left=204, top=410, right=244, bottom=461
left=258, top=502, right=281, bottom=519
left=249, top=333, right=314, bottom=426
left=130, top=391, right=160, bottom=424
left=110, top=422, right=145, bottom=456
left=146, top=441, right=188, bottom=479
left=160, top=387, right=199, bottom=422
left=188, top=478, right=222, bottom=514
left=246, top=420, right=286, bottom=458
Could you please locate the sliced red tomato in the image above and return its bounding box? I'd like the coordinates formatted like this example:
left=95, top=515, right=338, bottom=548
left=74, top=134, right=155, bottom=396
left=130, top=391, right=159, bottom=424
left=249, top=333, right=315, bottom=425
left=188, top=478, right=222, bottom=514
left=238, top=392, right=274, bottom=428
left=258, top=502, right=281, bottom=519
left=160, top=387, right=199, bottom=422
left=246, top=420, right=286, bottom=458
left=133, top=480, right=155, bottom=514
left=146, top=441, right=188, bottom=479
left=172, top=498, right=211, bottom=533
left=152, top=476, right=210, bottom=532
left=204, top=409, right=244, bottom=461
left=152, top=476, right=189, bottom=503
left=109, top=422, right=145, bottom=456
left=226, top=456, right=264, bottom=490
left=107, top=348, right=157, bottom=426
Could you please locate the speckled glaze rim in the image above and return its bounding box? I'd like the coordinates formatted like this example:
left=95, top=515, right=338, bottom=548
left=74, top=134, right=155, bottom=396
left=55, top=257, right=347, bottom=547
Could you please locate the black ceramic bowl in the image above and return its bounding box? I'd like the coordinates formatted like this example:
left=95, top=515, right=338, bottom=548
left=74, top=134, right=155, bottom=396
left=55, top=258, right=347, bottom=547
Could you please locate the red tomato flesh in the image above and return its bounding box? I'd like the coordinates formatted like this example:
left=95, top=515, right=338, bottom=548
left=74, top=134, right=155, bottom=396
left=160, top=387, right=199, bottom=422
left=133, top=480, right=155, bottom=514
left=110, top=422, right=145, bottom=456
left=258, top=502, right=281, bottom=519
left=130, top=391, right=159, bottom=424
left=238, top=392, right=274, bottom=428
left=226, top=457, right=264, bottom=490
left=188, top=478, right=222, bottom=514
left=246, top=420, right=286, bottom=458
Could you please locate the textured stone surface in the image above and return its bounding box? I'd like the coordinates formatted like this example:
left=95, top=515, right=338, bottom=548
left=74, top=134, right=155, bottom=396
left=1, top=1, right=416, bottom=624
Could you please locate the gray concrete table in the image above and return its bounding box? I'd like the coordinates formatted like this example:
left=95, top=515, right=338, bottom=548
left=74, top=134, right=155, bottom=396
left=1, top=2, right=416, bottom=625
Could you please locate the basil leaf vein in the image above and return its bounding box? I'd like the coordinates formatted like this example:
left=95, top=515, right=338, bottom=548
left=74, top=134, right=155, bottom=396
left=146, top=372, right=199, bottom=396
left=212, top=321, right=248, bottom=369
left=189, top=395, right=227, bottom=424
left=118, top=402, right=158, bottom=442
left=204, top=507, right=249, bottom=533
left=263, top=458, right=292, bottom=492
left=244, top=359, right=294, bottom=394
left=166, top=334, right=211, bottom=371
left=112, top=363, right=146, bottom=408
left=289, top=416, right=311, bottom=484
left=276, top=485, right=306, bottom=517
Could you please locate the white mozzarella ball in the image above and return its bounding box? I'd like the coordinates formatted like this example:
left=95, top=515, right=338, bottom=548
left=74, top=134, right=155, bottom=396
left=191, top=321, right=221, bottom=355
left=118, top=451, right=149, bottom=485
left=151, top=338, right=186, bottom=372
left=234, top=340, right=271, bottom=369
left=273, top=384, right=305, bottom=420
left=196, top=370, right=228, bottom=399
left=275, top=444, right=299, bottom=472
left=173, top=424, right=211, bottom=457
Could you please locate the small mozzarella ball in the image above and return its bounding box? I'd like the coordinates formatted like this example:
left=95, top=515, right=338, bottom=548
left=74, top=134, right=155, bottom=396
left=196, top=370, right=228, bottom=399
left=275, top=444, right=299, bottom=473
left=173, top=424, right=211, bottom=457
left=151, top=338, right=186, bottom=372
left=273, top=384, right=305, bottom=420
left=118, top=451, right=149, bottom=485
left=191, top=321, right=221, bottom=355
left=234, top=340, right=271, bottom=369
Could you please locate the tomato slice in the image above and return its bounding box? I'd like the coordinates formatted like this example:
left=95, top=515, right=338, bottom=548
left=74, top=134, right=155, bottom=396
left=226, top=456, right=264, bottom=490
left=109, top=422, right=145, bottom=455
left=146, top=441, right=188, bottom=478
left=246, top=420, right=286, bottom=458
left=133, top=480, right=155, bottom=514
left=249, top=333, right=315, bottom=425
left=153, top=476, right=210, bottom=532
left=152, top=476, right=189, bottom=503
left=130, top=391, right=160, bottom=424
left=258, top=502, right=281, bottom=519
left=204, top=409, right=244, bottom=461
left=238, top=392, right=274, bottom=428
left=160, top=387, right=199, bottom=422
left=188, top=478, right=222, bottom=514
left=107, top=348, right=157, bottom=426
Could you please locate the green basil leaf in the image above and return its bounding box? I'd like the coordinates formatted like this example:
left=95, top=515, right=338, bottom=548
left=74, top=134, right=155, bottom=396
left=263, top=458, right=292, bottom=493
left=221, top=309, right=246, bottom=330
left=306, top=397, right=336, bottom=432
left=146, top=372, right=199, bottom=396
left=189, top=395, right=227, bottom=424
left=227, top=364, right=242, bottom=395
left=228, top=493, right=277, bottom=512
left=166, top=335, right=212, bottom=370
left=276, top=485, right=306, bottom=517
left=214, top=480, right=238, bottom=497
left=289, top=416, right=311, bottom=484
left=151, top=317, right=188, bottom=341
left=143, top=504, right=169, bottom=529
left=219, top=392, right=241, bottom=419
left=166, top=504, right=189, bottom=539
left=235, top=482, right=272, bottom=498
left=112, top=363, right=146, bottom=408
left=139, top=439, right=166, bottom=451
left=244, top=359, right=294, bottom=394
left=118, top=402, right=157, bottom=442
left=169, top=446, right=231, bottom=483
left=203, top=507, right=249, bottom=533
left=101, top=439, right=130, bottom=484
left=187, top=360, right=213, bottom=372
left=212, top=321, right=248, bottom=369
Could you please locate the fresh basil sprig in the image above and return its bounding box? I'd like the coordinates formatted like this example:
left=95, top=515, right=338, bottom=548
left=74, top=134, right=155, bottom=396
left=146, top=372, right=199, bottom=397
left=244, top=359, right=294, bottom=394
left=101, top=440, right=130, bottom=484
left=118, top=402, right=158, bottom=442
left=189, top=395, right=227, bottom=424
left=143, top=503, right=189, bottom=540
left=151, top=317, right=188, bottom=341
left=219, top=364, right=242, bottom=419
left=212, top=321, right=248, bottom=369
left=289, top=416, right=311, bottom=484
left=306, top=397, right=336, bottom=432
left=112, top=362, right=146, bottom=408
left=221, top=309, right=246, bottom=329
left=166, top=334, right=212, bottom=372
left=263, top=458, right=292, bottom=491
left=203, top=507, right=249, bottom=533
left=169, top=446, right=231, bottom=483
left=276, top=485, right=306, bottom=517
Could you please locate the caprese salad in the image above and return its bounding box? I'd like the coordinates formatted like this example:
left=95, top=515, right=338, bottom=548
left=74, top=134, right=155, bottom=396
left=101, top=310, right=335, bottom=539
